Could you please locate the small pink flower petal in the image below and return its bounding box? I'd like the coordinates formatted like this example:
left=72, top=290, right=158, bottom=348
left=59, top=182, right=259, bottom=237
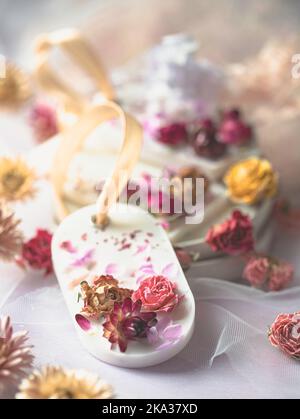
left=105, top=263, right=118, bottom=276
left=162, top=324, right=182, bottom=341
left=161, top=263, right=178, bottom=278
left=71, top=249, right=95, bottom=268
left=60, top=241, right=77, bottom=253
left=147, top=327, right=160, bottom=345
left=75, top=314, right=91, bottom=331
left=134, top=243, right=150, bottom=255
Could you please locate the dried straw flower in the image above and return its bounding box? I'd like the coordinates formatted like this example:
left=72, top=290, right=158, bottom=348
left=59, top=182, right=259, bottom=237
left=16, top=366, right=113, bottom=399
left=0, top=316, right=33, bottom=391
left=0, top=157, right=36, bottom=202
left=0, top=202, right=23, bottom=261
left=0, top=62, right=31, bottom=108
left=80, top=275, right=133, bottom=319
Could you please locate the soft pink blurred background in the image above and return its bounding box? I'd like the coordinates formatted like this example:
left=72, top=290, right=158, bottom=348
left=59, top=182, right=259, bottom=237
left=1, top=0, right=300, bottom=68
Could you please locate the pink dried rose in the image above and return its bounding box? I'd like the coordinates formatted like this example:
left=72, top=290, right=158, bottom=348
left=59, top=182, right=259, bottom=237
left=268, top=261, right=294, bottom=292
left=156, top=123, right=188, bottom=146
left=132, top=275, right=181, bottom=313
left=243, top=255, right=294, bottom=291
left=242, top=256, right=270, bottom=287
left=205, top=210, right=254, bottom=256
left=269, top=312, right=300, bottom=359
left=29, top=102, right=59, bottom=143
left=218, top=109, right=252, bottom=145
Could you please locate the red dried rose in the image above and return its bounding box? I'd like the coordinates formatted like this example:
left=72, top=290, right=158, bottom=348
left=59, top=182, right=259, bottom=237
left=192, top=118, right=227, bottom=160
left=218, top=108, right=252, bottom=145
left=269, top=312, right=300, bottom=359
left=156, top=123, right=188, bottom=146
left=205, top=210, right=254, bottom=255
left=132, top=275, right=181, bottom=313
left=22, top=229, right=53, bottom=275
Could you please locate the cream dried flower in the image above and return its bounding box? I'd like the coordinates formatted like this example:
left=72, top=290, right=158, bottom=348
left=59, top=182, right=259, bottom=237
left=0, top=202, right=23, bottom=261
left=0, top=157, right=36, bottom=202
left=16, top=366, right=113, bottom=399
left=0, top=316, right=34, bottom=391
left=0, top=62, right=31, bottom=108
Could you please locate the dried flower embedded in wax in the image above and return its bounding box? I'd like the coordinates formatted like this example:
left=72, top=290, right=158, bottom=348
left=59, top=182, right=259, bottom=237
left=224, top=157, right=278, bottom=205
left=80, top=275, right=133, bottom=320
left=103, top=298, right=157, bottom=352
left=132, top=275, right=181, bottom=313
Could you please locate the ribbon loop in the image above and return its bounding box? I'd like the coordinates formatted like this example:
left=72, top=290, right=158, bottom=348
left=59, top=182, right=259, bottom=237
left=34, top=28, right=115, bottom=114
left=51, top=101, right=143, bottom=227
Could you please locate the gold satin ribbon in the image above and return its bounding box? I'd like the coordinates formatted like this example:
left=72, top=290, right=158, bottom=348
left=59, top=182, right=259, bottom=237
left=34, top=28, right=115, bottom=115
left=51, top=101, right=143, bottom=226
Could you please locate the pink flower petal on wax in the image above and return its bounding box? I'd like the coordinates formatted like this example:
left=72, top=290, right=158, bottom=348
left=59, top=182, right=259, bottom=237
left=75, top=314, right=91, bottom=331
left=158, top=220, right=170, bottom=230
left=155, top=315, right=172, bottom=334
left=139, top=263, right=155, bottom=274
left=105, top=263, right=118, bottom=276
left=71, top=249, right=95, bottom=268
left=147, top=326, right=159, bottom=345
left=162, top=324, right=182, bottom=341
left=60, top=241, right=77, bottom=253
left=161, top=263, right=178, bottom=278
left=134, top=243, right=150, bottom=255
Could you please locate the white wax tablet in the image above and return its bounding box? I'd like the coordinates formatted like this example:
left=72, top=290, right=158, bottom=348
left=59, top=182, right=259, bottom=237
left=52, top=203, right=195, bottom=368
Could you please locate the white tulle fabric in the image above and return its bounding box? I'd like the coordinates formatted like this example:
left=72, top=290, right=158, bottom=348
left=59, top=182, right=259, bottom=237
left=1, top=226, right=300, bottom=399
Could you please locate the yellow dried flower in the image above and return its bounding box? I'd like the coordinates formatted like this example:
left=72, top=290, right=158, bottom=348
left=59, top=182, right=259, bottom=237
left=0, top=62, right=31, bottom=108
left=224, top=157, right=278, bottom=205
left=16, top=366, right=113, bottom=399
left=0, top=157, right=36, bottom=202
